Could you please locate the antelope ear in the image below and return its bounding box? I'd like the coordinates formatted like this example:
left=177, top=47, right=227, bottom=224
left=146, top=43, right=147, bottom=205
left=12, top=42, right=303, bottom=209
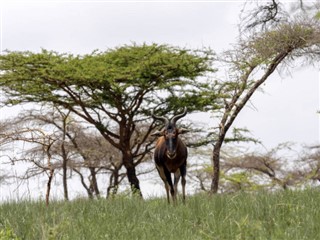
left=151, top=130, right=164, bottom=137
left=178, top=128, right=189, bottom=135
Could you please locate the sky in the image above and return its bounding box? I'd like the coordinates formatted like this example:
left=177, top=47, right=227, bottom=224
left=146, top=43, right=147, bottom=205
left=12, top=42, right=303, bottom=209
left=0, top=1, right=317, bottom=147
left=0, top=1, right=319, bottom=200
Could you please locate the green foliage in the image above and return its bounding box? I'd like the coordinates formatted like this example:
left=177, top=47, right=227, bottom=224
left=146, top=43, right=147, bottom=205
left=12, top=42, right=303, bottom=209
left=166, top=81, right=221, bottom=112
left=0, top=43, right=219, bottom=196
left=0, top=227, right=20, bottom=240
left=247, top=22, right=316, bottom=66
left=1, top=190, right=320, bottom=239
left=0, top=43, right=215, bottom=112
left=224, top=172, right=251, bottom=185
left=224, top=127, right=260, bottom=144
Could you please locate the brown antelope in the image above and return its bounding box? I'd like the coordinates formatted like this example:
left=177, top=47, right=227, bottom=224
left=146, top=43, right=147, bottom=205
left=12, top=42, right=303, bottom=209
left=151, top=107, right=188, bottom=204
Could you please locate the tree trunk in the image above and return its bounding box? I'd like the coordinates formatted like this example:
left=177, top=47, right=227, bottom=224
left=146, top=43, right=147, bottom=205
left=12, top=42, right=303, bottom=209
left=89, top=167, right=100, bottom=198
left=208, top=50, right=291, bottom=194
left=107, top=174, right=114, bottom=198
left=45, top=142, right=54, bottom=206
left=46, top=168, right=54, bottom=206
left=211, top=140, right=223, bottom=194
left=61, top=112, right=69, bottom=201
left=107, top=168, right=120, bottom=198
left=122, top=150, right=142, bottom=197
left=61, top=143, right=69, bottom=201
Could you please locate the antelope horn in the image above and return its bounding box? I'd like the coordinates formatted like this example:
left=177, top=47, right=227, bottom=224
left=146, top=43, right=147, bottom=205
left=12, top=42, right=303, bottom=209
left=171, top=107, right=187, bottom=126
left=151, top=109, right=169, bottom=127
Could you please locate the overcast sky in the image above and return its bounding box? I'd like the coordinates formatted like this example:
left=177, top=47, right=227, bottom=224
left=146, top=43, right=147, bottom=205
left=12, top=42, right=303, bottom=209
left=0, top=1, right=319, bottom=147
left=0, top=1, right=319, bottom=200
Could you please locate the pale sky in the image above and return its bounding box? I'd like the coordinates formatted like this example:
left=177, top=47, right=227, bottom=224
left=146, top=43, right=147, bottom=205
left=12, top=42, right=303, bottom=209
left=0, top=1, right=319, bottom=200
left=1, top=1, right=318, bottom=147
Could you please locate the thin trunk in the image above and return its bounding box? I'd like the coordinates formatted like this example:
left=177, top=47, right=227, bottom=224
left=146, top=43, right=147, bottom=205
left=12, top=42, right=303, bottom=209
left=107, top=174, right=114, bottom=198
left=210, top=51, right=290, bottom=194
left=46, top=168, right=54, bottom=206
left=89, top=167, right=100, bottom=197
left=210, top=139, right=223, bottom=194
left=73, top=168, right=94, bottom=199
left=61, top=142, right=69, bottom=201
left=45, top=141, right=54, bottom=206
left=112, top=171, right=119, bottom=196
left=107, top=170, right=119, bottom=198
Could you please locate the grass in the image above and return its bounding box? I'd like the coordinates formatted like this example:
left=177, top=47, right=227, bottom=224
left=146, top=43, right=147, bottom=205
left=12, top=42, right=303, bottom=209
left=1, top=189, right=320, bottom=239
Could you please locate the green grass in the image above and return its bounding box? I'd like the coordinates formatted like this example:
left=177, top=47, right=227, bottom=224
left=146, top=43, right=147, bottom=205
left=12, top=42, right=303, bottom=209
left=1, top=189, right=320, bottom=239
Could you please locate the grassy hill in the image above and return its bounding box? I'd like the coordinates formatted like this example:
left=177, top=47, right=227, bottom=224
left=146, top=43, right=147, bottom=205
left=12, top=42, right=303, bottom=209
left=1, top=189, right=320, bottom=240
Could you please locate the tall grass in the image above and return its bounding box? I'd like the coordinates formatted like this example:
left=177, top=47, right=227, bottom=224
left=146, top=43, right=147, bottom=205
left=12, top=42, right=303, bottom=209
left=1, top=189, right=320, bottom=240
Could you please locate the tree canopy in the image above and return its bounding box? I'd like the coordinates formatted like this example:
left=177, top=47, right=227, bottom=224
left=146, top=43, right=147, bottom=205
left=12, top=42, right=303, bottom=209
left=0, top=43, right=213, bottom=106
left=0, top=43, right=216, bottom=196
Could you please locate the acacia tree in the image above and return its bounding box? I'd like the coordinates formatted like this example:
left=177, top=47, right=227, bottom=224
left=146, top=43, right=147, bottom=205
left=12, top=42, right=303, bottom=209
left=0, top=43, right=214, bottom=196
left=221, top=143, right=305, bottom=192
left=1, top=107, right=75, bottom=201
left=8, top=107, right=103, bottom=199
left=0, top=122, right=56, bottom=205
left=207, top=6, right=320, bottom=193
left=0, top=107, right=129, bottom=200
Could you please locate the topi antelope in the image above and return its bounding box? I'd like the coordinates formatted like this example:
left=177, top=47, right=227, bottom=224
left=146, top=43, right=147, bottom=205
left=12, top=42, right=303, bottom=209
left=151, top=107, right=188, bottom=204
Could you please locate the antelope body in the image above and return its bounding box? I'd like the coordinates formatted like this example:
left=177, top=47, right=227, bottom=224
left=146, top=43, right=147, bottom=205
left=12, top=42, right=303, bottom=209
left=151, top=108, right=188, bottom=204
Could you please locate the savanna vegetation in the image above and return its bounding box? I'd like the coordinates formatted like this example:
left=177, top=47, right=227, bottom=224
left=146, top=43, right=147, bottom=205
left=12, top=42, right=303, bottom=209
left=1, top=0, right=320, bottom=205
left=1, top=190, right=320, bottom=240
left=1, top=1, right=320, bottom=239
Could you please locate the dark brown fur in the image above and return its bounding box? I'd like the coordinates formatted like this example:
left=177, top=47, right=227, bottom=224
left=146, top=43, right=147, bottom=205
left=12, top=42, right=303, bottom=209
left=152, top=108, right=188, bottom=204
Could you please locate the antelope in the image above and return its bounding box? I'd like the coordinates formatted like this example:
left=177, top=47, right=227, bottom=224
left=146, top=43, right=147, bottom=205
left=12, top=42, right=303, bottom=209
left=151, top=107, right=188, bottom=204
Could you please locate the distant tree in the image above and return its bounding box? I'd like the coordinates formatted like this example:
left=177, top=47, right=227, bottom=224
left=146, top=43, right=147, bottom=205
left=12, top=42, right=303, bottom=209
left=191, top=143, right=309, bottom=193
left=0, top=106, right=132, bottom=199
left=0, top=43, right=214, bottom=197
left=299, top=145, right=320, bottom=183
left=0, top=129, right=10, bottom=185
left=208, top=5, right=320, bottom=193
left=222, top=143, right=305, bottom=191
left=0, top=122, right=56, bottom=205
left=224, top=143, right=320, bottom=190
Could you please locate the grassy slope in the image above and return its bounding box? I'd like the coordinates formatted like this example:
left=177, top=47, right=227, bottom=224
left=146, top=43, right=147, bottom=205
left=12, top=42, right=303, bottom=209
left=1, top=189, right=320, bottom=240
